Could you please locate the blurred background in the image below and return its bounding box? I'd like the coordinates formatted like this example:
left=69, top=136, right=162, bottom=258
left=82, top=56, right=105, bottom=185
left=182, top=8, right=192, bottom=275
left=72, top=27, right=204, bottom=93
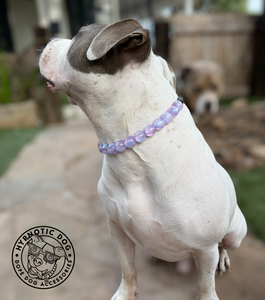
left=0, top=0, right=265, bottom=300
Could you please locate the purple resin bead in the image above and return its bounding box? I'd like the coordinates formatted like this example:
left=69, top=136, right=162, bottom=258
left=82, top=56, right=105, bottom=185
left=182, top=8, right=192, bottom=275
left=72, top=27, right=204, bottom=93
left=98, top=97, right=184, bottom=154
left=134, top=131, right=146, bottom=143
left=167, top=106, right=179, bottom=117
left=173, top=100, right=183, bottom=111
left=153, top=118, right=165, bottom=130
left=115, top=140, right=126, bottom=152
left=98, top=142, right=103, bottom=153
left=161, top=112, right=172, bottom=124
left=108, top=143, right=118, bottom=154
left=125, top=136, right=136, bottom=148
left=101, top=144, right=109, bottom=154
left=144, top=125, right=156, bottom=137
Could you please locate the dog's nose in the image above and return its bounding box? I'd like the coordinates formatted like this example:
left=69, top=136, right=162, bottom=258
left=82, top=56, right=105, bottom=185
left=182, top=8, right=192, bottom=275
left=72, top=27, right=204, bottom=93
left=33, top=257, right=43, bottom=267
left=205, top=102, right=212, bottom=112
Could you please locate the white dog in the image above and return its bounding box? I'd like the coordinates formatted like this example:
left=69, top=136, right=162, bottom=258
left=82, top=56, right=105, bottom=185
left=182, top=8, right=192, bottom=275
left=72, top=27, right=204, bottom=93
left=39, top=19, right=247, bottom=300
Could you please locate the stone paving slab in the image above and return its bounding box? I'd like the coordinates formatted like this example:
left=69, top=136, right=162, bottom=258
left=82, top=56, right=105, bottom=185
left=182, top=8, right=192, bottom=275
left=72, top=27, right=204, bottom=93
left=0, top=119, right=265, bottom=300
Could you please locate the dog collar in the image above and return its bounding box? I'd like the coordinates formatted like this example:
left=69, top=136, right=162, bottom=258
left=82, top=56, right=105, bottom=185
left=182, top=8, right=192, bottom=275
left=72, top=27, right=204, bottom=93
left=98, top=96, right=184, bottom=154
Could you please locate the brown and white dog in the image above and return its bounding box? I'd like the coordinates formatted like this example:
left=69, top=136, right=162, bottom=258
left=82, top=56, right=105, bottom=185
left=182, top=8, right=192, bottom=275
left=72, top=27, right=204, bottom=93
left=178, top=60, right=224, bottom=117
left=39, top=19, right=246, bottom=300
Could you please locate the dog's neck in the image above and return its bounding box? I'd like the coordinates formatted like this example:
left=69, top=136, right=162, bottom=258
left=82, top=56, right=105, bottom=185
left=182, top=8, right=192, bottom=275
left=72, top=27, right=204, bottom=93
left=71, top=53, right=177, bottom=144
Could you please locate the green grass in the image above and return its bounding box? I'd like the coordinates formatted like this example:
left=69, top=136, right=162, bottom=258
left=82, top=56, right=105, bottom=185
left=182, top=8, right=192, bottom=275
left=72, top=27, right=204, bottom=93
left=0, top=127, right=43, bottom=176
left=221, top=95, right=265, bottom=106
left=231, top=166, right=265, bottom=242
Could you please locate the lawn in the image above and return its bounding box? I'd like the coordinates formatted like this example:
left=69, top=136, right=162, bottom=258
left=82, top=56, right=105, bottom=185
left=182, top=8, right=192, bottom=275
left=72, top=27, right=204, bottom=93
left=231, top=166, right=265, bottom=242
left=0, top=127, right=43, bottom=176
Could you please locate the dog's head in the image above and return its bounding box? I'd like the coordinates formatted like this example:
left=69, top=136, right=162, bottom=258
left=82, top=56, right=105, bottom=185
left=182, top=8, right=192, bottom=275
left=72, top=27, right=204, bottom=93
left=39, top=19, right=151, bottom=105
left=27, top=235, right=66, bottom=279
left=181, top=61, right=224, bottom=116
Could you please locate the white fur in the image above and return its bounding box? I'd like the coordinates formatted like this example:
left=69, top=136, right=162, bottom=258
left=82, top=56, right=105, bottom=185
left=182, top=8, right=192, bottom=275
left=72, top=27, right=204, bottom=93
left=39, top=36, right=247, bottom=300
left=195, top=91, right=219, bottom=116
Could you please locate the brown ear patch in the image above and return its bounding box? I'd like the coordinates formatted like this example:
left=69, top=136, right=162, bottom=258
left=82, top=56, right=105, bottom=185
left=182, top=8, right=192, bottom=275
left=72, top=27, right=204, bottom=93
left=67, top=23, right=106, bottom=74
left=181, top=66, right=193, bottom=82
left=67, top=19, right=151, bottom=75
left=87, top=19, right=147, bottom=60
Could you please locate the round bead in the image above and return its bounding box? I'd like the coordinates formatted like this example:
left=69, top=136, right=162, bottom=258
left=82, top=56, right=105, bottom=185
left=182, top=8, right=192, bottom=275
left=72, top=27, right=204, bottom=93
left=173, top=100, right=183, bottom=111
left=161, top=112, right=172, bottom=124
left=144, top=125, right=156, bottom=137
left=167, top=106, right=179, bottom=117
left=115, top=140, right=126, bottom=152
left=124, top=136, right=136, bottom=148
left=98, top=142, right=103, bottom=153
left=178, top=96, right=184, bottom=103
left=101, top=144, right=109, bottom=154
left=108, top=143, right=118, bottom=154
left=134, top=131, right=146, bottom=143
left=153, top=118, right=165, bottom=130
left=98, top=97, right=183, bottom=154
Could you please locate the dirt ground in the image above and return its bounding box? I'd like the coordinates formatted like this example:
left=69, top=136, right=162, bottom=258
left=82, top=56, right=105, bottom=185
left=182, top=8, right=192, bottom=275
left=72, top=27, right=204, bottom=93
left=197, top=99, right=265, bottom=170
left=0, top=114, right=265, bottom=300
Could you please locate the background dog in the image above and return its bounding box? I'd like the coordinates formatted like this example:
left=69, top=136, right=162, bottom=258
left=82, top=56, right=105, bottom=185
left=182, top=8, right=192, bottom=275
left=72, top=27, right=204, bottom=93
left=177, top=60, right=224, bottom=117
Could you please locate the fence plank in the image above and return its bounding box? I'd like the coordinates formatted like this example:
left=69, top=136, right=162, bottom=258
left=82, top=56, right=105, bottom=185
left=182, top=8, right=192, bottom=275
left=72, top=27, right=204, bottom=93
left=167, top=14, right=256, bottom=98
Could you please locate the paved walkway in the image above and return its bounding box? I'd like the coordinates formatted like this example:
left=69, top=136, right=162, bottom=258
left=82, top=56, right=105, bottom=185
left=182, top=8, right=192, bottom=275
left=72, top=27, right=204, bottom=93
left=0, top=118, right=265, bottom=300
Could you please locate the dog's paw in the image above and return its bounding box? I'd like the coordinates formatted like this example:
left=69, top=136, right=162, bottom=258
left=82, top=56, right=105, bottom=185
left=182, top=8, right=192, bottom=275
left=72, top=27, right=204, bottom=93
left=111, top=282, right=138, bottom=300
left=216, top=248, right=230, bottom=276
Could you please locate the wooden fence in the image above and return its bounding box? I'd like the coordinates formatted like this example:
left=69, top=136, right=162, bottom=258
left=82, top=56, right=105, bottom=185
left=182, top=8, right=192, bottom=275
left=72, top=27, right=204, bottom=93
left=165, top=14, right=256, bottom=98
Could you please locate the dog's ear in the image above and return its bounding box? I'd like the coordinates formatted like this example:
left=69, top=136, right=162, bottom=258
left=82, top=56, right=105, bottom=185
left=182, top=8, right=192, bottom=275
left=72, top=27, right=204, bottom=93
left=87, top=19, right=150, bottom=61
left=181, top=65, right=192, bottom=82
left=54, top=246, right=67, bottom=258
left=30, top=235, right=44, bottom=244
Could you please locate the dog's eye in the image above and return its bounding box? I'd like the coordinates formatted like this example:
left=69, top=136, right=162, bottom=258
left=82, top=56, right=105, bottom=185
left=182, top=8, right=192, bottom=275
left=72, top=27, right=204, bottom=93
left=46, top=253, right=54, bottom=262
left=30, top=246, right=40, bottom=256
left=194, top=87, right=202, bottom=93
left=44, top=251, right=58, bottom=264
left=211, top=84, right=217, bottom=91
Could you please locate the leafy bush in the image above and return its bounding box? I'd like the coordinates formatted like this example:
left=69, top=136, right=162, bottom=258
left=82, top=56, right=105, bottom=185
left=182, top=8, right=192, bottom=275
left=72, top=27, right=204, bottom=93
left=0, top=60, right=11, bottom=103
left=0, top=52, right=41, bottom=104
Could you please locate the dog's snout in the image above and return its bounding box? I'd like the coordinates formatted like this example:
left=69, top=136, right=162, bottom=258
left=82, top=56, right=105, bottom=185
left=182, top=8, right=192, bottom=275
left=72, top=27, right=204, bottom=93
left=33, top=257, right=43, bottom=267
left=205, top=102, right=212, bottom=112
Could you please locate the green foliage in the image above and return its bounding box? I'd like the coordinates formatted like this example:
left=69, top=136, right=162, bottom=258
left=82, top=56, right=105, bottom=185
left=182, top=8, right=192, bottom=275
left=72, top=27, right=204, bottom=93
left=60, top=93, right=70, bottom=106
left=0, top=52, right=42, bottom=103
left=210, top=0, right=247, bottom=13
left=231, top=166, right=265, bottom=242
left=194, top=0, right=247, bottom=13
left=0, top=127, right=43, bottom=176
left=220, top=96, right=265, bottom=106
left=0, top=60, right=11, bottom=103
left=17, top=67, right=40, bottom=102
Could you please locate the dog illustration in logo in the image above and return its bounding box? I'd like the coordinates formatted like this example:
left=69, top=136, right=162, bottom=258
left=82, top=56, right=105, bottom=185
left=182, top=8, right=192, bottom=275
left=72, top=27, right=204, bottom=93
left=27, top=235, right=67, bottom=282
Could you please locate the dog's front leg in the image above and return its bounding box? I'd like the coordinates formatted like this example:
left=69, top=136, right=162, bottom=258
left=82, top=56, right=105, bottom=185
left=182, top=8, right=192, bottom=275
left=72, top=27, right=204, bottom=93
left=108, top=218, right=138, bottom=300
left=193, top=245, right=219, bottom=300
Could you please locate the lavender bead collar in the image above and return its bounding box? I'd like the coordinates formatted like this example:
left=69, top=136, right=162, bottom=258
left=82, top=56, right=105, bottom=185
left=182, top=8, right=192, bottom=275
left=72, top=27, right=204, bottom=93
left=98, top=96, right=184, bottom=155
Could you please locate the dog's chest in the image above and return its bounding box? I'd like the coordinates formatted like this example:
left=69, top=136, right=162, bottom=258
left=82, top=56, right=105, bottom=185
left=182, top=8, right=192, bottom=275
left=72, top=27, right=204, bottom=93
left=103, top=182, right=190, bottom=259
